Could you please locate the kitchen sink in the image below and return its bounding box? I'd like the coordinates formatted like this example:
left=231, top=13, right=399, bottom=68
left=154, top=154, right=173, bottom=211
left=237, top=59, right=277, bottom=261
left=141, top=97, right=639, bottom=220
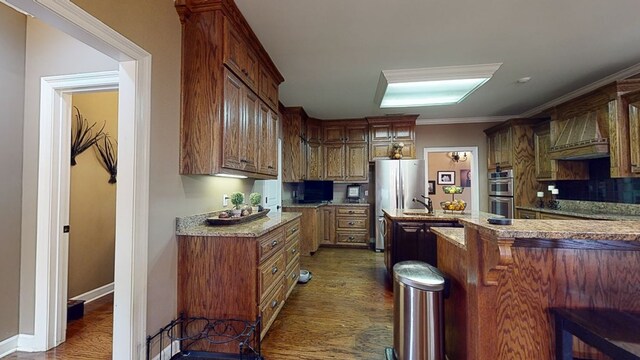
left=403, top=210, right=435, bottom=216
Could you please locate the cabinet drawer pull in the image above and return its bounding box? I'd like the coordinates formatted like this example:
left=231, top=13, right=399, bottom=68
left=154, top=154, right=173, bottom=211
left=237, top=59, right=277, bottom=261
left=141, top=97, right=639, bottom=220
left=268, top=165, right=274, bottom=169
left=271, top=266, right=278, bottom=274
left=271, top=240, right=278, bottom=248
left=348, top=210, right=354, bottom=214
left=348, top=236, right=354, bottom=240
left=271, top=300, right=278, bottom=308
left=292, top=248, right=297, bottom=254
left=291, top=272, right=298, bottom=279
left=348, top=221, right=355, bottom=226
left=240, top=159, right=248, bottom=163
left=291, top=227, right=298, bottom=234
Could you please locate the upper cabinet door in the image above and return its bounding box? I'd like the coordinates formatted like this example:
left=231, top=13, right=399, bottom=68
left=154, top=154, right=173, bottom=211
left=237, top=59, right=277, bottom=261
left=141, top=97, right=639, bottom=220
left=240, top=88, right=259, bottom=173
left=627, top=95, right=640, bottom=174
left=323, top=125, right=346, bottom=143
left=222, top=70, right=244, bottom=171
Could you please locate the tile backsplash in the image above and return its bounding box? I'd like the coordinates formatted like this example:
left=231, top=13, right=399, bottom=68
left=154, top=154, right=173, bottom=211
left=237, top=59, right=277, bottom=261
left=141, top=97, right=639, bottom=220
left=556, top=158, right=640, bottom=204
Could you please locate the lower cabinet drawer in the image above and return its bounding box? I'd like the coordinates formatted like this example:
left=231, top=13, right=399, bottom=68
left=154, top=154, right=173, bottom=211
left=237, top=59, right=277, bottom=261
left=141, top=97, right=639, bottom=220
left=336, top=217, right=367, bottom=230
left=260, top=281, right=285, bottom=339
left=285, top=259, right=300, bottom=299
left=336, top=231, right=368, bottom=245
left=285, top=237, right=300, bottom=266
left=259, top=252, right=285, bottom=302
left=259, top=229, right=284, bottom=262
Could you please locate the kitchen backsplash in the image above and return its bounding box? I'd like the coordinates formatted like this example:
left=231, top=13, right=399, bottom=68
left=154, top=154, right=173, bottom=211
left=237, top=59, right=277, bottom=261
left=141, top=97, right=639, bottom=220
left=556, top=158, right=640, bottom=204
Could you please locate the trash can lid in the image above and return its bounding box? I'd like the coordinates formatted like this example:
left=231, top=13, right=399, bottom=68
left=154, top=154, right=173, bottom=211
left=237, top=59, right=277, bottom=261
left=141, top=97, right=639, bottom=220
left=393, top=261, right=445, bottom=291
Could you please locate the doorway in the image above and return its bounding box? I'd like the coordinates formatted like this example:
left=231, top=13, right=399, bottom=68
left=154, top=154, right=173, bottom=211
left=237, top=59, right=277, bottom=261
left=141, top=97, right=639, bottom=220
left=424, top=147, right=479, bottom=214
left=10, top=0, right=152, bottom=358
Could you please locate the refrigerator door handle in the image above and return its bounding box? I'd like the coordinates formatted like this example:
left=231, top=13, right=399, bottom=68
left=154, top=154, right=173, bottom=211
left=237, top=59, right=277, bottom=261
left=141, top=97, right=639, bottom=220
left=378, top=217, right=386, bottom=237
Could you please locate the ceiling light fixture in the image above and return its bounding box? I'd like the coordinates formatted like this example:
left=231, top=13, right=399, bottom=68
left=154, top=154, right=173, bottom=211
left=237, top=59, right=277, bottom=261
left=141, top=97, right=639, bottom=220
left=447, top=151, right=468, bottom=163
left=374, top=63, right=502, bottom=108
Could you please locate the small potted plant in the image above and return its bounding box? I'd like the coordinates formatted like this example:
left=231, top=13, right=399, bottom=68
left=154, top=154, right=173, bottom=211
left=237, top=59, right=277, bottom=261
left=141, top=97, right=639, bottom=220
left=229, top=192, right=244, bottom=217
left=249, top=192, right=261, bottom=213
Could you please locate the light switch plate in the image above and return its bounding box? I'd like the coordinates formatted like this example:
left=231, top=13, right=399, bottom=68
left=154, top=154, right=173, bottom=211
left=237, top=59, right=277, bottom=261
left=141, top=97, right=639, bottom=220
left=223, top=194, right=228, bottom=207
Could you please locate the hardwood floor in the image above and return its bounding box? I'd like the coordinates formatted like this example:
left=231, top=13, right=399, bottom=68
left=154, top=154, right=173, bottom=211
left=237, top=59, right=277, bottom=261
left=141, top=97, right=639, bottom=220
left=6, top=294, right=113, bottom=359
left=6, top=248, right=392, bottom=360
left=261, top=247, right=394, bottom=360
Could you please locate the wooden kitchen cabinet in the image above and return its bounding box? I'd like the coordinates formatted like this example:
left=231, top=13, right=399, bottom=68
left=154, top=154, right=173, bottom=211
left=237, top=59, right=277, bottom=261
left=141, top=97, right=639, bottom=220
left=281, top=107, right=308, bottom=182
left=622, top=90, right=640, bottom=175
left=177, top=216, right=300, bottom=351
left=533, top=121, right=588, bottom=181
left=334, top=206, right=369, bottom=247
left=538, top=212, right=586, bottom=220
left=176, top=0, right=283, bottom=177
left=257, top=102, right=278, bottom=176
left=320, top=206, right=335, bottom=245
left=486, top=127, right=512, bottom=170
left=222, top=69, right=259, bottom=173
left=322, top=120, right=369, bottom=182
left=386, top=220, right=460, bottom=273
left=305, top=118, right=324, bottom=180
left=517, top=209, right=539, bottom=219
left=367, top=115, right=417, bottom=161
left=282, top=206, right=320, bottom=256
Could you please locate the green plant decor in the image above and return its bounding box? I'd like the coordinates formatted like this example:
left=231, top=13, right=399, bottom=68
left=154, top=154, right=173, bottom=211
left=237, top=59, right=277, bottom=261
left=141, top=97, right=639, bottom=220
left=229, top=192, right=244, bottom=209
left=249, top=192, right=261, bottom=207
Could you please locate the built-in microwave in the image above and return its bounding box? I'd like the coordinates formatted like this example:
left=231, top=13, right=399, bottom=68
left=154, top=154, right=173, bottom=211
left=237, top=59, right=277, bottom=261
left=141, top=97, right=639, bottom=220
left=488, top=169, right=514, bottom=197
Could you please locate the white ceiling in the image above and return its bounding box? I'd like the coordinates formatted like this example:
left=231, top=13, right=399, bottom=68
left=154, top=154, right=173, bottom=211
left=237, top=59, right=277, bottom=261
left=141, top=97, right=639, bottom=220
left=235, top=0, right=640, bottom=121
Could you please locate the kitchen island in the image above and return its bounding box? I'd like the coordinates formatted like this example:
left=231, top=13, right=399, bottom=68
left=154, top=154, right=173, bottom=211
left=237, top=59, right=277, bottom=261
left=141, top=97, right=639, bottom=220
left=433, top=219, right=640, bottom=360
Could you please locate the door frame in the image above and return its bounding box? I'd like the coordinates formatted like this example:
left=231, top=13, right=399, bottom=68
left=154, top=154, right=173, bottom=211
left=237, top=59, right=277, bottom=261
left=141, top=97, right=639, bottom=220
left=11, top=0, right=152, bottom=358
left=424, top=146, right=480, bottom=214
left=37, top=71, right=119, bottom=349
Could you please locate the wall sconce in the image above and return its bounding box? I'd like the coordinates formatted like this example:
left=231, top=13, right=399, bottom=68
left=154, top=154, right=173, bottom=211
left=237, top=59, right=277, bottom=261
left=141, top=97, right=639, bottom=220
left=447, top=151, right=468, bottom=163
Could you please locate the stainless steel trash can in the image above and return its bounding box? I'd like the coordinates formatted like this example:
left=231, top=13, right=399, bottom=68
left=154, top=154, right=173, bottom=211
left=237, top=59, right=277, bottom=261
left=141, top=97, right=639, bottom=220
left=392, top=261, right=444, bottom=360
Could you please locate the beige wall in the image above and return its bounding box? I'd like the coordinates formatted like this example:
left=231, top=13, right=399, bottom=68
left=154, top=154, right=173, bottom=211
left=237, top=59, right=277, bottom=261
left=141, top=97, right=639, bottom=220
left=415, top=122, right=502, bottom=212
left=0, top=3, right=25, bottom=342
left=70, top=0, right=256, bottom=332
left=68, top=91, right=118, bottom=298
left=20, top=17, right=118, bottom=333
left=427, top=152, right=473, bottom=209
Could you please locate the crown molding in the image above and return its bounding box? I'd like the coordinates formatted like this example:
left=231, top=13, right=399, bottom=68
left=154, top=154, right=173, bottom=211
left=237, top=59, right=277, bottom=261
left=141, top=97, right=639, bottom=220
left=520, top=61, right=640, bottom=117
left=416, top=115, right=514, bottom=126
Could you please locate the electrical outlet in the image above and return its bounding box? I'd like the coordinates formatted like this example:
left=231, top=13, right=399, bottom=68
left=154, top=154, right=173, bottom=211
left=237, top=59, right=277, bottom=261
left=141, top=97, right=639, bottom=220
left=364, top=190, right=368, bottom=196
left=223, top=194, right=228, bottom=207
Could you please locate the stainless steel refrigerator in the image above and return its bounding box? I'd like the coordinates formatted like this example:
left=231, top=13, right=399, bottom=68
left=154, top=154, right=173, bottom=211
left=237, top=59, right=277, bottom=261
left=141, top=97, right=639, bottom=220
left=375, top=159, right=426, bottom=251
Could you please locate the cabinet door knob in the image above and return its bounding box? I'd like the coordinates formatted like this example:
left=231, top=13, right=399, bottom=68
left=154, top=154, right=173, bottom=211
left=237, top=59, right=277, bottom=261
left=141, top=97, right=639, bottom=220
left=271, top=266, right=278, bottom=274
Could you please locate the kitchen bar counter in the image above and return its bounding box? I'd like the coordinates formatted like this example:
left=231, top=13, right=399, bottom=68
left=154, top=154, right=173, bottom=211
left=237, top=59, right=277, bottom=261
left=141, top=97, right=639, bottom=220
left=382, top=209, right=495, bottom=221
left=176, top=211, right=301, bottom=237
left=516, top=205, right=640, bottom=221
left=431, top=227, right=465, bottom=249
left=437, top=218, right=640, bottom=360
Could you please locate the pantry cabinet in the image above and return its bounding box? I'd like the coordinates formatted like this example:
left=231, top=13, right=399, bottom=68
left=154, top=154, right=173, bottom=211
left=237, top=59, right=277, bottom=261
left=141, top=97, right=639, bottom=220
left=367, top=115, right=417, bottom=161
left=322, top=120, right=369, bottom=182
left=176, top=0, right=283, bottom=177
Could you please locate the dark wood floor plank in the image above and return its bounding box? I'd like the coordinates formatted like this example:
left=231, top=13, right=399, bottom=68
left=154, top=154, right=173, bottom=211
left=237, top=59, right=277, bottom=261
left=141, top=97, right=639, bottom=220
left=7, top=248, right=393, bottom=360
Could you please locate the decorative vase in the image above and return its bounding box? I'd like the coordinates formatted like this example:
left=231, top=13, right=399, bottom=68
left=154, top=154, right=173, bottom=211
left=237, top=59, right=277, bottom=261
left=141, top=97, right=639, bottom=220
left=252, top=206, right=260, bottom=213
left=231, top=209, right=242, bottom=217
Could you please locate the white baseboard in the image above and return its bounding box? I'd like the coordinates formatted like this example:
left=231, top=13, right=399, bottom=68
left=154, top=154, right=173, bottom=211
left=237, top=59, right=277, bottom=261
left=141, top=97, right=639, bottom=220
left=151, top=340, right=180, bottom=360
left=0, top=335, right=18, bottom=358
left=70, top=282, right=114, bottom=304
left=17, top=334, right=39, bottom=352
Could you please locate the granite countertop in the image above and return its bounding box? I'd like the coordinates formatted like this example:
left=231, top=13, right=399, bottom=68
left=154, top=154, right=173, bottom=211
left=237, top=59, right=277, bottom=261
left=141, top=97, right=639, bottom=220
left=176, top=211, right=302, bottom=237
left=431, top=227, right=466, bottom=249
left=460, top=218, right=640, bottom=241
left=516, top=206, right=640, bottom=221
left=282, top=200, right=370, bottom=208
left=383, top=208, right=496, bottom=221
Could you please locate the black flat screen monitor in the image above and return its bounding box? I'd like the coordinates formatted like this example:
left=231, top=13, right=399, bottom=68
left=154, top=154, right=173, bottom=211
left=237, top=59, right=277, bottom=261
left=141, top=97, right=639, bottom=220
left=303, top=180, right=333, bottom=202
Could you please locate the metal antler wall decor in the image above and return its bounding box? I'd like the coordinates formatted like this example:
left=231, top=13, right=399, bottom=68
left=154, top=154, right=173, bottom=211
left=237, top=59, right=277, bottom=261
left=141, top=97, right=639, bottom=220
left=70, top=106, right=105, bottom=166
left=95, top=134, right=117, bottom=184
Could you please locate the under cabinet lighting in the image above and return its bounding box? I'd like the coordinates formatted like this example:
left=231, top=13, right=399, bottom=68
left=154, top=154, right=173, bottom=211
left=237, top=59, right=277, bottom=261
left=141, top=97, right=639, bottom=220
left=375, top=63, right=502, bottom=108
left=214, top=173, right=248, bottom=179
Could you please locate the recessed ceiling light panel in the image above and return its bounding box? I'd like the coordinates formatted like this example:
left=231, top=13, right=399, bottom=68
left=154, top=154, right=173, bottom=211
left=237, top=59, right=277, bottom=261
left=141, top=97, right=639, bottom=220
left=375, top=63, right=502, bottom=108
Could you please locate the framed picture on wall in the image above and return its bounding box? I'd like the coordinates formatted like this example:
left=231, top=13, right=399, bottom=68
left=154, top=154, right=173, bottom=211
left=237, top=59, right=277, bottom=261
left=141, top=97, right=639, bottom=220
left=437, top=171, right=455, bottom=185
left=460, top=169, right=471, bottom=187
left=428, top=180, right=436, bottom=195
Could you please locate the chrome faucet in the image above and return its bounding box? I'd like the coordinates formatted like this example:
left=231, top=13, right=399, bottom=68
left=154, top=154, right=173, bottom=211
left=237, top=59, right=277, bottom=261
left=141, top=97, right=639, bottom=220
left=412, top=196, right=433, bottom=214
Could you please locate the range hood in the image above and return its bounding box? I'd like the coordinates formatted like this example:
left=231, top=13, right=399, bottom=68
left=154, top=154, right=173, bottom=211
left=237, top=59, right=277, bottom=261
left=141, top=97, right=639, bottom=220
left=549, top=111, right=610, bottom=160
